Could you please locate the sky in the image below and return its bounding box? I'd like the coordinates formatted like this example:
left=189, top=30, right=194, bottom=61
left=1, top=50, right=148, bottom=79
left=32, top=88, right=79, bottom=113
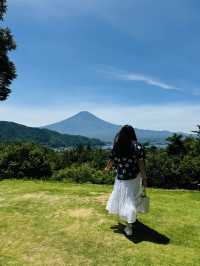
left=1, top=0, right=200, bottom=132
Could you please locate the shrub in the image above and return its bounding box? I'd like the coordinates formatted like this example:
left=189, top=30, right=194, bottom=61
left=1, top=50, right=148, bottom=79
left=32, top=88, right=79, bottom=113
left=53, top=163, right=115, bottom=184
left=58, top=146, right=109, bottom=170
left=145, top=147, right=200, bottom=189
left=179, top=155, right=200, bottom=188
left=0, top=142, right=53, bottom=179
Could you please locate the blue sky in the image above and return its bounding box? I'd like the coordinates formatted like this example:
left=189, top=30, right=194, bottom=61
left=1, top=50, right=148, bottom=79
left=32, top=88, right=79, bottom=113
left=1, top=0, right=200, bottom=132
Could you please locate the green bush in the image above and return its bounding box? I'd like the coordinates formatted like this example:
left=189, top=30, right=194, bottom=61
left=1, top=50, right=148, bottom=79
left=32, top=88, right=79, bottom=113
left=0, top=142, right=53, bottom=179
left=145, top=147, right=200, bottom=189
left=58, top=146, right=109, bottom=170
left=53, top=163, right=115, bottom=184
left=179, top=155, right=200, bottom=187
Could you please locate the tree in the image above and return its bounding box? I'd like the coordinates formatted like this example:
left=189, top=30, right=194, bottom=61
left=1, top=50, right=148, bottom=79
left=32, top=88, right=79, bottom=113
left=192, top=125, right=200, bottom=138
left=0, top=142, right=53, bottom=179
left=0, top=0, right=17, bottom=101
left=166, top=133, right=185, bottom=156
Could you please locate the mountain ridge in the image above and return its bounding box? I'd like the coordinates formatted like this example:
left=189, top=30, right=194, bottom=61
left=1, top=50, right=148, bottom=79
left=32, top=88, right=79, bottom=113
left=43, top=111, right=184, bottom=144
left=0, top=121, right=104, bottom=148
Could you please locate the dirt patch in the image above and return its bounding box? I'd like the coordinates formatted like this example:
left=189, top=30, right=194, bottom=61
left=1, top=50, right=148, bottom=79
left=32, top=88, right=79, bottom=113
left=96, top=217, right=107, bottom=225
left=67, top=208, right=94, bottom=218
left=65, top=221, right=82, bottom=232
left=20, top=192, right=49, bottom=199
left=15, top=192, right=66, bottom=203
left=22, top=244, right=67, bottom=266
left=94, top=194, right=110, bottom=204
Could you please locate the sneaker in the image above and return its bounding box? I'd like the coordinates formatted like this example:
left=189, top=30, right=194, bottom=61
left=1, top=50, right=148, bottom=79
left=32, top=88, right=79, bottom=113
left=124, top=225, right=133, bottom=236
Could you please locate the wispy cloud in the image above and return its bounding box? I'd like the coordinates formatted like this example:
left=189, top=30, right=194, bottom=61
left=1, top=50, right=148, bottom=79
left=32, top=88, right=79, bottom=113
left=120, top=73, right=179, bottom=91
left=106, top=68, right=181, bottom=91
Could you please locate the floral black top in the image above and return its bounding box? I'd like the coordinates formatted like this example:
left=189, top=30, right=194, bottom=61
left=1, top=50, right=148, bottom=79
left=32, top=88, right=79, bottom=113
left=109, top=142, right=145, bottom=180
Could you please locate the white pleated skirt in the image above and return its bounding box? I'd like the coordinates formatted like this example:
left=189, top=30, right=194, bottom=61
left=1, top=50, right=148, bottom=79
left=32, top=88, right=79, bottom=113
left=106, top=173, right=143, bottom=223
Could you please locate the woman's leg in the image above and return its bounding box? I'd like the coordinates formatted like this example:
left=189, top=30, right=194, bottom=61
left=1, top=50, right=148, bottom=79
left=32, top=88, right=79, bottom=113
left=127, top=222, right=133, bottom=228
left=124, top=222, right=133, bottom=236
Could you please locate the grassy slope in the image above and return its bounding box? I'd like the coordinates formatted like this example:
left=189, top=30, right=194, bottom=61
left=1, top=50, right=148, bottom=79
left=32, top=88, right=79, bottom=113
left=0, top=180, right=199, bottom=266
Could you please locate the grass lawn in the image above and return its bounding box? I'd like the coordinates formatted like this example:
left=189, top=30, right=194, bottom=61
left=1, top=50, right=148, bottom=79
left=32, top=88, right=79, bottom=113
left=0, top=179, right=199, bottom=266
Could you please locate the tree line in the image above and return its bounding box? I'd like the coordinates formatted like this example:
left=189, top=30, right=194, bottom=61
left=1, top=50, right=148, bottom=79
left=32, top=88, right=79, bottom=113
left=0, top=125, right=199, bottom=189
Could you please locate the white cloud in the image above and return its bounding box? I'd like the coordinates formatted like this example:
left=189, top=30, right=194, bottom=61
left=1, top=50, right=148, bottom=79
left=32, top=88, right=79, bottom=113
left=0, top=102, right=199, bottom=133
left=125, top=74, right=178, bottom=90
left=108, top=69, right=181, bottom=91
left=96, top=104, right=199, bottom=133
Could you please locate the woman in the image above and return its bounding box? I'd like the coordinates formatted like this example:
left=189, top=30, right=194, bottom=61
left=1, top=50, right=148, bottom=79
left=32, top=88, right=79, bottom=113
left=105, top=125, right=148, bottom=236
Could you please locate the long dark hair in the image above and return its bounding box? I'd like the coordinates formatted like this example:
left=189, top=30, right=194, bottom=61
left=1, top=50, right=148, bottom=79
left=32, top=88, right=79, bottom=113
left=112, top=125, right=137, bottom=156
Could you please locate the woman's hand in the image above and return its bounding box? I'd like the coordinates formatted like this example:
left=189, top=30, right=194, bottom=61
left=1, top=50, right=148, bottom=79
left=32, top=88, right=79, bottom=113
left=104, top=166, right=110, bottom=172
left=104, top=160, right=113, bottom=173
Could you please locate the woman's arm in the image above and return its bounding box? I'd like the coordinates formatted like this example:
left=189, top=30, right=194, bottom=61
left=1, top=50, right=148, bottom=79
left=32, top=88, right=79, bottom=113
left=138, top=159, right=148, bottom=187
left=104, top=159, right=113, bottom=172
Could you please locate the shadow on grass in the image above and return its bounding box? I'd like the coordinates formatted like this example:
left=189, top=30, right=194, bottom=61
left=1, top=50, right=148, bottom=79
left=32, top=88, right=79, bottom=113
left=110, top=220, right=170, bottom=244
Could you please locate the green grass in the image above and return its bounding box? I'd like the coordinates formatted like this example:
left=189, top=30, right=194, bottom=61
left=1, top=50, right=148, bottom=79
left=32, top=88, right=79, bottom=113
left=0, top=179, right=199, bottom=266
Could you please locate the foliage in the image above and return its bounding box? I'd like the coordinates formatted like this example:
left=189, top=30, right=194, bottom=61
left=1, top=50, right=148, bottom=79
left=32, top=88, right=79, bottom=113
left=146, top=150, right=183, bottom=188
left=59, top=144, right=109, bottom=169
left=145, top=135, right=200, bottom=189
left=0, top=130, right=200, bottom=189
left=0, top=0, right=17, bottom=100
left=53, top=162, right=115, bottom=184
left=0, top=1, right=7, bottom=20
left=192, top=124, right=200, bottom=138
left=179, top=155, right=200, bottom=186
left=166, top=133, right=185, bottom=156
left=0, top=142, right=53, bottom=179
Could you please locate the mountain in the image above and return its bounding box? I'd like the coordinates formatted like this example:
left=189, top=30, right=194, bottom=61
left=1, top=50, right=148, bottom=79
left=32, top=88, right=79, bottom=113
left=43, top=111, right=179, bottom=144
left=43, top=111, right=121, bottom=142
left=0, top=121, right=104, bottom=148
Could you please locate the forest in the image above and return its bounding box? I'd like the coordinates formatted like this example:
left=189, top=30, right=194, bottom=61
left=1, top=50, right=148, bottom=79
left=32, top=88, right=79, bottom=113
left=0, top=127, right=199, bottom=190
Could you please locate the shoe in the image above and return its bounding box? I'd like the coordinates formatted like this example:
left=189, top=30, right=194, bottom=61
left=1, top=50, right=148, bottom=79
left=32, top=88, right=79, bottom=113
left=124, top=225, right=133, bottom=236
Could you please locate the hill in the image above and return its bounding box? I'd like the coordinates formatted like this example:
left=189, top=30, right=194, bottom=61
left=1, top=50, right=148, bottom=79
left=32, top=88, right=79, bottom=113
left=0, top=180, right=199, bottom=265
left=44, top=111, right=178, bottom=144
left=0, top=121, right=104, bottom=148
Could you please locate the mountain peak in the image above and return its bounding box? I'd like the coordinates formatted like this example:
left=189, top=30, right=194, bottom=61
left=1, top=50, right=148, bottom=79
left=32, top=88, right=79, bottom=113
left=71, top=111, right=107, bottom=122
left=76, top=111, right=95, bottom=117
left=77, top=111, right=92, bottom=115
